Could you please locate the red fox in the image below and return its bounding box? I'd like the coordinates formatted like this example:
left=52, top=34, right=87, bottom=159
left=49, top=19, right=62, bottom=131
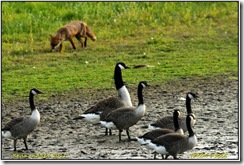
left=50, top=20, right=96, bottom=52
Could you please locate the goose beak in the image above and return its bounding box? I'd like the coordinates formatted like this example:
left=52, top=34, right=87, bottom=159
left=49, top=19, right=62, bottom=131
left=125, top=66, right=130, bottom=69
left=38, top=91, right=43, bottom=94
left=194, top=95, right=199, bottom=99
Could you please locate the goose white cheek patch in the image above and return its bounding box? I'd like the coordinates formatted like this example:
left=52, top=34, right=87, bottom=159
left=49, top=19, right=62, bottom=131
left=31, top=90, right=37, bottom=95
left=118, top=64, right=125, bottom=70
left=188, top=94, right=194, bottom=99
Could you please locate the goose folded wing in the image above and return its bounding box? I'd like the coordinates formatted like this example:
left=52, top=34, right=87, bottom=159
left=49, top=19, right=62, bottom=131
left=84, top=97, right=124, bottom=115
left=152, top=116, right=173, bottom=128
left=153, top=133, right=188, bottom=153
left=104, top=107, right=136, bottom=121
left=151, top=129, right=175, bottom=137
left=10, top=119, right=38, bottom=138
left=153, top=133, right=186, bottom=146
left=2, top=117, right=25, bottom=131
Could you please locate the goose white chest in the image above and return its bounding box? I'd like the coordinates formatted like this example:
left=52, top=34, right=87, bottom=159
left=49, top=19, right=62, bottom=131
left=135, top=104, right=146, bottom=116
left=118, top=86, right=132, bottom=107
left=30, top=109, right=40, bottom=125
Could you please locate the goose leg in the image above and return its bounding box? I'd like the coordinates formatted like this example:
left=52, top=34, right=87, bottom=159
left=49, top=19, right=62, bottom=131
left=165, top=155, right=169, bottom=159
left=161, top=154, right=164, bottom=159
left=13, top=139, right=17, bottom=151
left=23, top=137, right=28, bottom=150
left=105, top=128, right=108, bottom=135
left=119, top=130, right=123, bottom=141
left=173, top=155, right=179, bottom=159
left=126, top=129, right=131, bottom=141
left=153, top=152, right=157, bottom=159
left=109, top=129, right=112, bottom=135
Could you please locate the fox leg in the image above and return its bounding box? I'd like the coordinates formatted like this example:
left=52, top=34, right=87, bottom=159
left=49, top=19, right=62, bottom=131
left=84, top=37, right=87, bottom=47
left=75, top=35, right=85, bottom=48
left=68, top=37, right=76, bottom=50
left=59, top=43, right=63, bottom=52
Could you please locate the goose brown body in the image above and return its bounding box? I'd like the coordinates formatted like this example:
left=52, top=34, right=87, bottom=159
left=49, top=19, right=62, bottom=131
left=100, top=81, right=149, bottom=141
left=73, top=62, right=132, bottom=135
left=137, top=110, right=184, bottom=159
left=147, top=114, right=197, bottom=159
left=144, top=92, right=198, bottom=132
left=2, top=88, right=42, bottom=151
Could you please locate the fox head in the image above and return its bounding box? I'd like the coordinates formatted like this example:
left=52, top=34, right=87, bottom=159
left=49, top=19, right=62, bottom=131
left=83, top=23, right=96, bottom=41
left=50, top=34, right=63, bottom=51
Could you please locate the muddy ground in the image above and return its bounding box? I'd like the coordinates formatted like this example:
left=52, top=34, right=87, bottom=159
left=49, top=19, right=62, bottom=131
left=1, top=75, right=239, bottom=161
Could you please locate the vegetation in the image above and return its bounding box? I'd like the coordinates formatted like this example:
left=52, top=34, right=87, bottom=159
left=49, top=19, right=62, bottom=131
left=1, top=2, right=238, bottom=102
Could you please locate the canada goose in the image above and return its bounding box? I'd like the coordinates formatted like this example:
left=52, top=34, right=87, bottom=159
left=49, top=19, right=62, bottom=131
left=147, top=114, right=197, bottom=159
left=2, top=88, right=43, bottom=151
left=100, top=81, right=149, bottom=142
left=137, top=110, right=184, bottom=159
left=142, top=92, right=198, bottom=132
left=73, top=62, right=132, bottom=135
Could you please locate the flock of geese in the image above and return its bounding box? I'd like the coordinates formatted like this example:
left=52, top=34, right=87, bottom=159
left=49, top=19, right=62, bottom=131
left=2, top=62, right=198, bottom=159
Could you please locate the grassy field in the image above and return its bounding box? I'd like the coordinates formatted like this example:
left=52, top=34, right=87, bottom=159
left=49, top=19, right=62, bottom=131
left=1, top=2, right=238, bottom=102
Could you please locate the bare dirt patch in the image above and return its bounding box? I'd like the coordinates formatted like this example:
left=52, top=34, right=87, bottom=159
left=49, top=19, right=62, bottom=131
left=1, top=75, right=239, bottom=160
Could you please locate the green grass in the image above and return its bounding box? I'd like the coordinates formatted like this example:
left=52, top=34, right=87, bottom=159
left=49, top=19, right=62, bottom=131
left=1, top=2, right=238, bottom=102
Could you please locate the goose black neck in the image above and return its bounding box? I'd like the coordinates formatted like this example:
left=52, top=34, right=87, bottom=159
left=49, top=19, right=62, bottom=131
left=186, top=96, right=193, bottom=114
left=114, top=66, right=124, bottom=90
left=173, top=111, right=180, bottom=131
left=29, top=92, right=35, bottom=111
left=186, top=115, right=194, bottom=137
left=137, top=84, right=144, bottom=106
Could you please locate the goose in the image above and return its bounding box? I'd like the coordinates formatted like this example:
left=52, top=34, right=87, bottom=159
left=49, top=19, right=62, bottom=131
left=147, top=114, right=197, bottom=159
left=73, top=62, right=132, bottom=135
left=2, top=88, right=43, bottom=151
left=142, top=92, right=198, bottom=132
left=137, top=110, right=184, bottom=159
left=100, top=81, right=149, bottom=142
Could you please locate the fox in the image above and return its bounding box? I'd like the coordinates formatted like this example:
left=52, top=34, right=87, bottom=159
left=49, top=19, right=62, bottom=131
left=50, top=20, right=96, bottom=52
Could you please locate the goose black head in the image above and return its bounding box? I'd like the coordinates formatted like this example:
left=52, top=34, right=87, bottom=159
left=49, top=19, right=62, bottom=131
left=30, top=88, right=43, bottom=95
left=186, top=92, right=198, bottom=100
left=174, top=109, right=181, bottom=116
left=116, top=62, right=130, bottom=70
left=139, top=81, right=150, bottom=88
